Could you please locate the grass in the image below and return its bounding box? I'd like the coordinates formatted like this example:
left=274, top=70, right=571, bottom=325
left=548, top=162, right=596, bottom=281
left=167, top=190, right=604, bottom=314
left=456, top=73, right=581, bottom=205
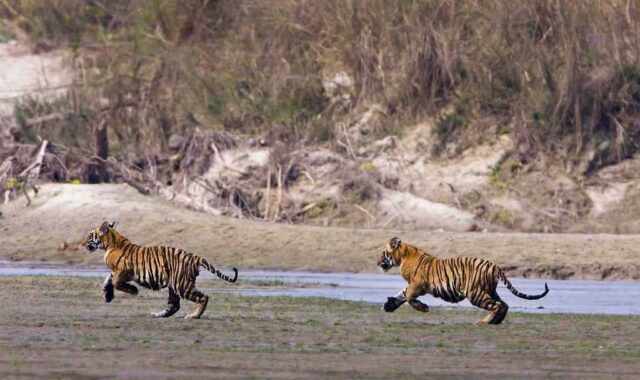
left=0, top=19, right=14, bottom=43
left=0, top=276, right=638, bottom=379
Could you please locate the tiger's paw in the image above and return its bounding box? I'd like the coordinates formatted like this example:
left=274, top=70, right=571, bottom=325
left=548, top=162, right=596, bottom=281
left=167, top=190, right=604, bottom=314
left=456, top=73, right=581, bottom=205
left=410, top=300, right=429, bottom=313
left=383, top=297, right=404, bottom=312
left=103, top=284, right=114, bottom=303
left=151, top=307, right=179, bottom=318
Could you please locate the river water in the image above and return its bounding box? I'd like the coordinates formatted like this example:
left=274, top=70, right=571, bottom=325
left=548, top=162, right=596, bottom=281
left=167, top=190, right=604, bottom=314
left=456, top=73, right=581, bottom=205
left=1, top=261, right=638, bottom=315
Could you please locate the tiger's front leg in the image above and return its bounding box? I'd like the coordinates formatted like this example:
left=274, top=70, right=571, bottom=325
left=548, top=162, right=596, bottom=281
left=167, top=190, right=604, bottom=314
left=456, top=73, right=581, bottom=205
left=383, top=288, right=407, bottom=312
left=112, top=272, right=138, bottom=296
left=405, top=286, right=429, bottom=313
left=103, top=274, right=114, bottom=303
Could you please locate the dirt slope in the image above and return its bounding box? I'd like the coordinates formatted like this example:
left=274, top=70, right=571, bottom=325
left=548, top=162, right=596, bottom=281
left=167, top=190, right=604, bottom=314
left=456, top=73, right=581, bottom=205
left=0, top=183, right=638, bottom=280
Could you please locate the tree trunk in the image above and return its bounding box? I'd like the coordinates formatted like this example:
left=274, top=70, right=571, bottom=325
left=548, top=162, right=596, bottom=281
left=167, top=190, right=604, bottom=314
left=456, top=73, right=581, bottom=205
left=87, top=121, right=109, bottom=183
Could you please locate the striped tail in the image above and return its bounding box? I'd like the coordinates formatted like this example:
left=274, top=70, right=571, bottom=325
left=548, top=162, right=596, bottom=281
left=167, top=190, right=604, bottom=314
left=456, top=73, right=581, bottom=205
left=499, top=271, right=548, bottom=300
left=200, top=258, right=238, bottom=283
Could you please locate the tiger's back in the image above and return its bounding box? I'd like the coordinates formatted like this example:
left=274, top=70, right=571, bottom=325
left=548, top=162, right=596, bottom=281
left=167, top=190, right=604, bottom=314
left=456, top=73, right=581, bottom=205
left=107, top=245, right=202, bottom=291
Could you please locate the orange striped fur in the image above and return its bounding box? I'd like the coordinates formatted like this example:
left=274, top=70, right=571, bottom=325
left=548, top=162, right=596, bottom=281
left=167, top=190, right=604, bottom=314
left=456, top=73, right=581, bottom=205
left=82, top=221, right=238, bottom=319
left=377, top=237, right=548, bottom=324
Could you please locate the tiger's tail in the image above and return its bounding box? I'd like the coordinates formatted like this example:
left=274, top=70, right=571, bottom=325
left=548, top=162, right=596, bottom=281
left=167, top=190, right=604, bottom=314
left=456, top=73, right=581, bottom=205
left=499, top=270, right=548, bottom=300
left=200, top=258, right=238, bottom=283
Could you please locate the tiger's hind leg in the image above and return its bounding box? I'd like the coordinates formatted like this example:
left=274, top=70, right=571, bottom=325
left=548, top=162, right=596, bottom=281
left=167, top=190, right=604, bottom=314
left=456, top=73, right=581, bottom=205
left=469, top=292, right=507, bottom=325
left=183, top=287, right=209, bottom=320
left=151, top=287, right=181, bottom=318
left=488, top=294, right=508, bottom=324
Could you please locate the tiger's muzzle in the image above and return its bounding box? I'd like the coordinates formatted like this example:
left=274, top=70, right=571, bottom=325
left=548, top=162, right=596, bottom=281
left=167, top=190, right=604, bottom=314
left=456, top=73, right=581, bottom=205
left=82, top=233, right=101, bottom=253
left=85, top=241, right=98, bottom=253
left=377, top=252, right=394, bottom=272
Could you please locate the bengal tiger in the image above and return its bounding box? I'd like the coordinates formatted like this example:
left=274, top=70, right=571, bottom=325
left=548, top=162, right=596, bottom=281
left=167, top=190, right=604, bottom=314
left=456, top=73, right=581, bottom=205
left=81, top=221, right=238, bottom=319
left=377, top=237, right=548, bottom=324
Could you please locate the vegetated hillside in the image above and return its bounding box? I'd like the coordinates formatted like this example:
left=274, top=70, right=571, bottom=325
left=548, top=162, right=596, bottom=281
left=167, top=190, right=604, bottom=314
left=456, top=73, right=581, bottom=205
left=2, top=1, right=640, bottom=232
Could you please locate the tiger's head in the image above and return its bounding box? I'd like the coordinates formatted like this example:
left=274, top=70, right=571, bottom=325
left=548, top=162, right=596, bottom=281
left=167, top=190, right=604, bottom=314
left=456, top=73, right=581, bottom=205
left=377, top=237, right=402, bottom=272
left=81, top=221, right=116, bottom=253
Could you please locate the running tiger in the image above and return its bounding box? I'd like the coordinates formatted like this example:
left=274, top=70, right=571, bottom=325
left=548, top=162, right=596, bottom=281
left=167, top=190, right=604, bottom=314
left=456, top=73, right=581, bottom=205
left=81, top=221, right=238, bottom=319
left=377, top=237, right=548, bottom=324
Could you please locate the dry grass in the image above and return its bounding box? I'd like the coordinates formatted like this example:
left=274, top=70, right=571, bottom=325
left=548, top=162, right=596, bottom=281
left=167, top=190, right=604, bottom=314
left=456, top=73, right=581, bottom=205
left=2, top=1, right=640, bottom=172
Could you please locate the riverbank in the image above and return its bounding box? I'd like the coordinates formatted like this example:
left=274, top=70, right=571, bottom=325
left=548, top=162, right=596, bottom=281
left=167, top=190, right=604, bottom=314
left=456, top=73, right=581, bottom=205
left=1, top=263, right=639, bottom=315
left=1, top=184, right=640, bottom=280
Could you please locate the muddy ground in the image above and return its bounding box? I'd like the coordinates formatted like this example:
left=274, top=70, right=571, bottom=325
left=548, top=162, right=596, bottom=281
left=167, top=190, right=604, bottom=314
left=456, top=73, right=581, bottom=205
left=0, top=276, right=638, bottom=379
left=1, top=184, right=639, bottom=280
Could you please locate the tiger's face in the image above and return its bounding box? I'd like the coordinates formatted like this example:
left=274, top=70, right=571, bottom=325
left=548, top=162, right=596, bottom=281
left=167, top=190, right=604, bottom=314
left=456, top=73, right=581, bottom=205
left=377, top=237, right=402, bottom=272
left=82, top=229, right=101, bottom=252
left=81, top=221, right=116, bottom=253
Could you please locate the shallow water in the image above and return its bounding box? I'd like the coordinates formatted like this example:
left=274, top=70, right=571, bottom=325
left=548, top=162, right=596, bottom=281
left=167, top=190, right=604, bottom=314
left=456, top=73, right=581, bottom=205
left=1, top=261, right=638, bottom=315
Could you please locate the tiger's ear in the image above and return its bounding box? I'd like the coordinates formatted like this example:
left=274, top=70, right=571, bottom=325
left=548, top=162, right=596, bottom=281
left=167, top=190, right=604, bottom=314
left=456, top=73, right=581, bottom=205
left=99, top=221, right=110, bottom=235
left=390, top=237, right=401, bottom=249
left=108, top=221, right=117, bottom=229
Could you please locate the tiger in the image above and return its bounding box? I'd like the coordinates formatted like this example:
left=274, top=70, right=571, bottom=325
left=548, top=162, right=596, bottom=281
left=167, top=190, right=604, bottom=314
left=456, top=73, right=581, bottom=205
left=377, top=237, right=548, bottom=324
left=81, top=221, right=238, bottom=319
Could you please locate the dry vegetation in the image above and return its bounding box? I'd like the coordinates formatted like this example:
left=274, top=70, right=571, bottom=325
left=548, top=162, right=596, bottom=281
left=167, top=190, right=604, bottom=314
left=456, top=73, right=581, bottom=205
left=2, top=1, right=640, bottom=229
left=1, top=1, right=639, bottom=162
